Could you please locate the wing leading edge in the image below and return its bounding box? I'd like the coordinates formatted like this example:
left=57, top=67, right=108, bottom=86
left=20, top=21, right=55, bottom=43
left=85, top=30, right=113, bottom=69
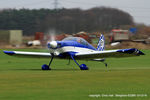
left=75, top=48, right=144, bottom=59
left=3, top=51, right=51, bottom=58
left=4, top=48, right=144, bottom=59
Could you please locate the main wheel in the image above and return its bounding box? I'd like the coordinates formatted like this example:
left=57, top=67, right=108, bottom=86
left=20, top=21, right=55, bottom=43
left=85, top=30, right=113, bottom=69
left=42, top=64, right=51, bottom=70
left=79, top=64, right=89, bottom=70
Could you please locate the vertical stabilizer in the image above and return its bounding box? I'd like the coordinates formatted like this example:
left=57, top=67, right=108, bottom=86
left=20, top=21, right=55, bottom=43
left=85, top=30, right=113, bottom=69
left=97, top=34, right=105, bottom=51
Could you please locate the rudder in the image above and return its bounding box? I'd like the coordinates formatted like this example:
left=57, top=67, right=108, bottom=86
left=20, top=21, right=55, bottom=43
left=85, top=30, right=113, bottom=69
left=97, top=34, right=105, bottom=51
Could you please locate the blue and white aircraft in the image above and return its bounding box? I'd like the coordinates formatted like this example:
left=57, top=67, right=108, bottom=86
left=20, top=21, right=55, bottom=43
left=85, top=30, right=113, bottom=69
left=3, top=34, right=144, bottom=70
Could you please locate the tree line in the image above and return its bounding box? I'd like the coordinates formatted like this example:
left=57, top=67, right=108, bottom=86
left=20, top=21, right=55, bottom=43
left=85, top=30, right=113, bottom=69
left=0, top=7, right=134, bottom=35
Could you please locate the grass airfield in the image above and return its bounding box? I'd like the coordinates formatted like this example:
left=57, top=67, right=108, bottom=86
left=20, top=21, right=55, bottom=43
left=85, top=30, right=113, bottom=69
left=0, top=49, right=150, bottom=100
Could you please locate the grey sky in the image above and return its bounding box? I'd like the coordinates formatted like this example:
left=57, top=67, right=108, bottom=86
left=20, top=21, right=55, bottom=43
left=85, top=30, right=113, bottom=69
left=0, top=0, right=150, bottom=25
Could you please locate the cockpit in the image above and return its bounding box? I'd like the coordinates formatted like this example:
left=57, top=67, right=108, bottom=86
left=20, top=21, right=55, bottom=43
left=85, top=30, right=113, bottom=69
left=62, top=37, right=88, bottom=46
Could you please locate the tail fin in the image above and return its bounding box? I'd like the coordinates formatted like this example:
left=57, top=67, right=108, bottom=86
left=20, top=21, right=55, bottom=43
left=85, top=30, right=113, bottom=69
left=97, top=34, right=105, bottom=51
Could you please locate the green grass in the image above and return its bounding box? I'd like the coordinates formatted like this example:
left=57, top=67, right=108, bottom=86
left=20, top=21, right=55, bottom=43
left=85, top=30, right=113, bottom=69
left=0, top=49, right=150, bottom=100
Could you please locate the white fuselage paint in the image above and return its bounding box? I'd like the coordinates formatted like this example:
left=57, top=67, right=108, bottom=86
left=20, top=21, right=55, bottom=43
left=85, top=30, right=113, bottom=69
left=50, top=46, right=96, bottom=56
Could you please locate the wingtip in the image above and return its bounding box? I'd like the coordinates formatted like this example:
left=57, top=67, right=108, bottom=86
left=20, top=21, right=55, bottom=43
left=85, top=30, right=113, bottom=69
left=137, top=50, right=145, bottom=55
left=133, top=48, right=145, bottom=55
left=117, top=48, right=145, bottom=56
left=3, top=51, right=15, bottom=55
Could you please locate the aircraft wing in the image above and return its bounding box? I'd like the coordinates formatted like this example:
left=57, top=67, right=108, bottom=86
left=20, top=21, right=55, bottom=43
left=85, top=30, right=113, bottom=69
left=75, top=48, right=144, bottom=59
left=3, top=51, right=51, bottom=58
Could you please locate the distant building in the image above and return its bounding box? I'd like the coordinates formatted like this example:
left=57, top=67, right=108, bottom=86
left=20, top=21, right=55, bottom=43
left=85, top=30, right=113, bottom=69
left=0, top=30, right=23, bottom=45
left=109, top=29, right=129, bottom=43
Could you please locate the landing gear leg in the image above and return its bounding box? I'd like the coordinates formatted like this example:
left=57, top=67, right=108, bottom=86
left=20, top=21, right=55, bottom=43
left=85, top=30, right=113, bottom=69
left=70, top=55, right=89, bottom=70
left=99, top=60, right=109, bottom=71
left=102, top=62, right=108, bottom=68
left=48, top=54, right=54, bottom=67
left=42, top=54, right=54, bottom=70
left=67, top=58, right=71, bottom=65
left=98, top=59, right=108, bottom=68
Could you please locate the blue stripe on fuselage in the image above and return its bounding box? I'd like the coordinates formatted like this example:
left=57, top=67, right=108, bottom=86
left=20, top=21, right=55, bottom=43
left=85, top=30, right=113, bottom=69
left=57, top=41, right=96, bottom=50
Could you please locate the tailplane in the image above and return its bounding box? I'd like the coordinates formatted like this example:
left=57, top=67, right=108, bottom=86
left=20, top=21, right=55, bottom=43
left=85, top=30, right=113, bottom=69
left=97, top=34, right=105, bottom=51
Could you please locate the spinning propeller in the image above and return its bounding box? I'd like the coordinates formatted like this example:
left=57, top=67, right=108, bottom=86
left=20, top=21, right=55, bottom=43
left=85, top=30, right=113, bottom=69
left=42, top=30, right=58, bottom=70
left=47, top=30, right=59, bottom=55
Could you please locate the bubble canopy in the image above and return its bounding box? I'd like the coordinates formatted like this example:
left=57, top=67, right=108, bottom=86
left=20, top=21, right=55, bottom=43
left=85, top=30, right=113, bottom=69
left=62, top=37, right=89, bottom=46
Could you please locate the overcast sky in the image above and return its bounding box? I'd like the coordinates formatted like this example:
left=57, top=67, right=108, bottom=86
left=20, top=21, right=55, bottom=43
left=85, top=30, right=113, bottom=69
left=0, top=0, right=150, bottom=25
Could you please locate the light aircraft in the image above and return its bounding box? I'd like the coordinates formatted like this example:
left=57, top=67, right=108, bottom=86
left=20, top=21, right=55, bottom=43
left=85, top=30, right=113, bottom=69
left=3, top=34, right=144, bottom=70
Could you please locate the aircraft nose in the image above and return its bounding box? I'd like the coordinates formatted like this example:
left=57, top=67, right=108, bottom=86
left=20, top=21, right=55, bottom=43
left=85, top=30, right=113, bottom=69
left=49, top=41, right=57, bottom=49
